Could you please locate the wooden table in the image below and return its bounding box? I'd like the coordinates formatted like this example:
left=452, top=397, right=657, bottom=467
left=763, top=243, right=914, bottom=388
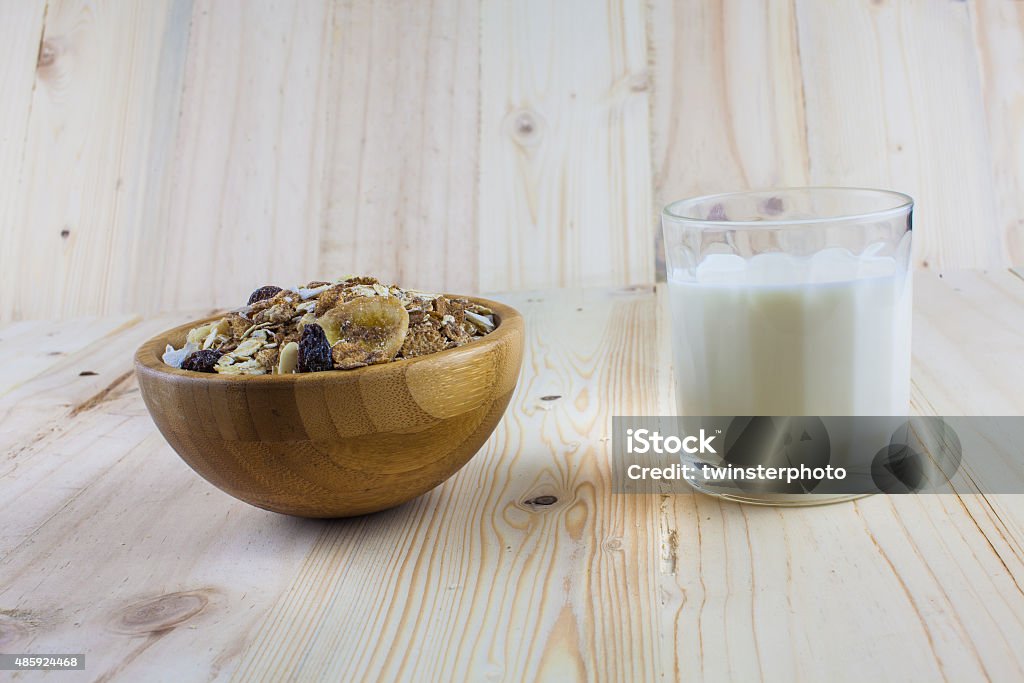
left=2, top=269, right=1024, bottom=682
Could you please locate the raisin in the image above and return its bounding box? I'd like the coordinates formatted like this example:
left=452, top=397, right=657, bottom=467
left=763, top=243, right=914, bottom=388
left=181, top=349, right=223, bottom=373
left=248, top=285, right=283, bottom=305
left=297, top=323, right=333, bottom=373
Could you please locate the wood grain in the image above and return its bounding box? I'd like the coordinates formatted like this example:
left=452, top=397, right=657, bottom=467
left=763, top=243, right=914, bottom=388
left=912, top=269, right=1024, bottom=416
left=0, top=0, right=48, bottom=316
left=4, top=1, right=1024, bottom=320
left=649, top=0, right=1015, bottom=275
left=156, top=0, right=332, bottom=312
left=794, top=0, right=1004, bottom=271
left=0, top=313, right=336, bottom=681
left=0, top=315, right=139, bottom=396
left=971, top=0, right=1024, bottom=262
left=479, top=0, right=655, bottom=290
left=319, top=0, right=480, bottom=295
left=0, top=0, right=192, bottom=320
left=2, top=274, right=1024, bottom=679
left=647, top=0, right=809, bottom=276
left=911, top=268, right=1024, bottom=597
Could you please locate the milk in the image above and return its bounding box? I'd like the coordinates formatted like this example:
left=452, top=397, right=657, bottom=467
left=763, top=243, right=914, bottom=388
left=668, top=248, right=912, bottom=416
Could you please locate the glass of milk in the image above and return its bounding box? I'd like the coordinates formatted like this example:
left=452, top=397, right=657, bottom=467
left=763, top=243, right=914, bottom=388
left=662, top=188, right=914, bottom=505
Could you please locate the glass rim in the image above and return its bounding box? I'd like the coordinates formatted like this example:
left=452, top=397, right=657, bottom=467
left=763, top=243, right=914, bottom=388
left=662, top=186, right=914, bottom=228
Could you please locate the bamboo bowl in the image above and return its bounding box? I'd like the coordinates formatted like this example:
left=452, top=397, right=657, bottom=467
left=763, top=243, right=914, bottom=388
left=135, top=297, right=523, bottom=518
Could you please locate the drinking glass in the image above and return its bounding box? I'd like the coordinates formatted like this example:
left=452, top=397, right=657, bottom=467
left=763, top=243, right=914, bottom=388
left=662, top=187, right=914, bottom=505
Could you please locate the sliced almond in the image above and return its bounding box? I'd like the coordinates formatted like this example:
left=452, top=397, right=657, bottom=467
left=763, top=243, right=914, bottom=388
left=277, top=341, right=299, bottom=374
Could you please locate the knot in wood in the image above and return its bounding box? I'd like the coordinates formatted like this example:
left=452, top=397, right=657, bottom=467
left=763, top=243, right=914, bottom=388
left=108, top=591, right=209, bottom=635
left=629, top=72, right=649, bottom=92
left=37, top=40, right=58, bottom=69
left=505, top=108, right=543, bottom=147
left=604, top=538, right=623, bottom=551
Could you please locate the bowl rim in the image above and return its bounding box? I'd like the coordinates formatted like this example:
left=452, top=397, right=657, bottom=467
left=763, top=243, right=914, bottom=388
left=134, top=294, right=523, bottom=383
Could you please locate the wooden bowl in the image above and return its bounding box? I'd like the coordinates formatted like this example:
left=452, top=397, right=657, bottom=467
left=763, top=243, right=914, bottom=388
left=134, top=297, right=524, bottom=518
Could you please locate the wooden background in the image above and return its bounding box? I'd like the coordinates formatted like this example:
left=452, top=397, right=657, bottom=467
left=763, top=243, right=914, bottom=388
left=1, top=0, right=1022, bottom=321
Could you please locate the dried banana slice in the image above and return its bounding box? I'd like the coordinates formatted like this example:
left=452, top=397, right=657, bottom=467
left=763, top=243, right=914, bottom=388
left=316, top=295, right=409, bottom=366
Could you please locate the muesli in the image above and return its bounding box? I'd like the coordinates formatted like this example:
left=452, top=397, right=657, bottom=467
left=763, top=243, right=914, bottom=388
left=162, top=277, right=497, bottom=375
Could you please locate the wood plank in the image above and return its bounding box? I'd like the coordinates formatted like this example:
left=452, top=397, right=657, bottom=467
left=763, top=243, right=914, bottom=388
left=4, top=0, right=1020, bottom=319
left=0, top=0, right=484, bottom=319
left=155, top=0, right=332, bottom=312
left=912, top=269, right=1024, bottom=416
left=794, top=0, right=1004, bottom=271
left=0, top=1, right=48, bottom=314
left=970, top=0, right=1024, bottom=266
left=911, top=267, right=1024, bottom=594
left=318, top=0, right=480, bottom=295
left=479, top=0, right=654, bottom=290
left=652, top=490, right=1024, bottom=681
left=2, top=276, right=1024, bottom=679
left=647, top=0, right=809, bottom=275
left=0, top=310, right=327, bottom=682
left=0, top=316, right=141, bottom=396
left=0, top=312, right=208, bottom=521
left=648, top=0, right=1007, bottom=275
left=0, top=313, right=192, bottom=526
left=0, top=0, right=193, bottom=320
left=0, top=426, right=327, bottom=682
